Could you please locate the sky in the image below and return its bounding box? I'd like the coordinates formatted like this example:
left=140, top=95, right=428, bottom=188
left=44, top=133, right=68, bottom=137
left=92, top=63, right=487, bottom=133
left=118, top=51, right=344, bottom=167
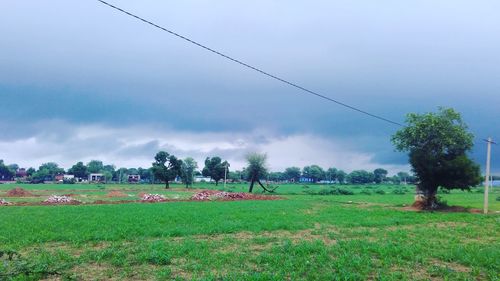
left=1, top=0, right=499, bottom=174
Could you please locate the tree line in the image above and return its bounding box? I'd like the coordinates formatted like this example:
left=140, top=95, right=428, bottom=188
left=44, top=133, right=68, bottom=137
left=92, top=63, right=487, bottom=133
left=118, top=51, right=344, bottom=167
left=0, top=155, right=414, bottom=187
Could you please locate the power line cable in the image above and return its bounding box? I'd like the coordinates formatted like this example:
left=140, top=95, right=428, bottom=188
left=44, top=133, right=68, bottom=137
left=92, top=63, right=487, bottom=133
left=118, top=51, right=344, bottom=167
left=96, top=0, right=404, bottom=127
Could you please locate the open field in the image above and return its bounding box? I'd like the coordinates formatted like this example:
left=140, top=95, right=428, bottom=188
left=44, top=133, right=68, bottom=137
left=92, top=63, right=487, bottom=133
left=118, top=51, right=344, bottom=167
left=1, top=183, right=499, bottom=280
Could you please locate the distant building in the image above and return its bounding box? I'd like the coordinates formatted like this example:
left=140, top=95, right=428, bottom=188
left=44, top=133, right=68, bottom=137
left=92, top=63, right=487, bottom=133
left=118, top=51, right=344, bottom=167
left=16, top=168, right=27, bottom=178
left=194, top=176, right=212, bottom=183
left=128, top=174, right=140, bottom=183
left=299, top=177, right=314, bottom=183
left=55, top=174, right=64, bottom=182
left=89, top=173, right=105, bottom=183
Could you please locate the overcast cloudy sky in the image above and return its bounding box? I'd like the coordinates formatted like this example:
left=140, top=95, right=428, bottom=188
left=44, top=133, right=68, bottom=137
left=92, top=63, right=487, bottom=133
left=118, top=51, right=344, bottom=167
left=1, top=0, right=499, bottom=174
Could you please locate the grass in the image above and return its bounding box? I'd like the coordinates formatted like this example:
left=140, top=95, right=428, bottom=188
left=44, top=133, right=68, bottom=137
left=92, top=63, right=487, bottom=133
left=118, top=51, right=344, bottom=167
left=0, top=183, right=499, bottom=280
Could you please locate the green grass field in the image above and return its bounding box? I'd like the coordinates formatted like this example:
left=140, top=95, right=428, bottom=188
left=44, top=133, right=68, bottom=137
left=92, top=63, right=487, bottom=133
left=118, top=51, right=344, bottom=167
left=0, top=183, right=499, bottom=280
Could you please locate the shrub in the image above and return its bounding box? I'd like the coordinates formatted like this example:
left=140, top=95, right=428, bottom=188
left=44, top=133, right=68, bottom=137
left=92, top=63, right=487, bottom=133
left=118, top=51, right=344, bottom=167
left=375, top=189, right=386, bottom=195
left=335, top=188, right=354, bottom=195
left=496, top=196, right=500, bottom=202
left=304, top=189, right=317, bottom=195
left=63, top=178, right=76, bottom=184
left=438, top=188, right=450, bottom=194
left=317, top=188, right=354, bottom=195
left=436, top=196, right=448, bottom=207
left=360, top=190, right=372, bottom=195
left=318, top=189, right=331, bottom=195
left=392, top=188, right=406, bottom=195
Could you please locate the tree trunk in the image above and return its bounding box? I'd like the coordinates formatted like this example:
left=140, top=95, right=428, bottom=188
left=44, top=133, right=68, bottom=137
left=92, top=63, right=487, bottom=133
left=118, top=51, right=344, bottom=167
left=165, top=181, right=169, bottom=189
left=413, top=185, right=438, bottom=209
left=215, top=180, right=219, bottom=186
left=249, top=178, right=255, bottom=193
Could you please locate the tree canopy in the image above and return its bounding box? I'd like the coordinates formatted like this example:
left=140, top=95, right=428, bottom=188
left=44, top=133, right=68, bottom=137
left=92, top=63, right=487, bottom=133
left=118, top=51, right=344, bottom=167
left=246, top=153, right=268, bottom=193
left=180, top=157, right=198, bottom=188
left=392, top=107, right=481, bottom=208
left=202, top=157, right=229, bottom=185
left=284, top=167, right=301, bottom=182
left=152, top=151, right=183, bottom=188
left=302, top=165, right=325, bottom=183
left=68, top=162, right=88, bottom=179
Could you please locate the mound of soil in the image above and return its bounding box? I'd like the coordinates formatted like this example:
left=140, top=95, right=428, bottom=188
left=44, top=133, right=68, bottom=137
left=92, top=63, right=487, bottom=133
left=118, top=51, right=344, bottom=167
left=192, top=190, right=280, bottom=201
left=6, top=187, right=34, bottom=197
left=106, top=191, right=128, bottom=198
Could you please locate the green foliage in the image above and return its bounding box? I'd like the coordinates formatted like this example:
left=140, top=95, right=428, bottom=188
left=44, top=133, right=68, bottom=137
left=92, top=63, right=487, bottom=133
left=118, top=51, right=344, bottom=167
left=0, top=160, right=15, bottom=181
left=325, top=167, right=337, bottom=182
left=152, top=151, right=182, bottom=188
left=392, top=188, right=407, bottom=195
left=284, top=167, right=301, bottom=182
left=496, top=196, right=500, bottom=202
left=392, top=107, right=481, bottom=197
left=302, top=165, right=325, bottom=183
left=373, top=168, right=388, bottom=184
left=375, top=189, right=386, bottom=195
left=202, top=157, right=229, bottom=185
left=0, top=183, right=499, bottom=279
left=68, top=161, right=88, bottom=179
left=336, top=170, right=347, bottom=184
left=32, top=162, right=65, bottom=182
left=246, top=152, right=268, bottom=192
left=310, top=187, right=354, bottom=195
left=180, top=157, right=198, bottom=188
left=347, top=170, right=375, bottom=184
left=0, top=249, right=63, bottom=279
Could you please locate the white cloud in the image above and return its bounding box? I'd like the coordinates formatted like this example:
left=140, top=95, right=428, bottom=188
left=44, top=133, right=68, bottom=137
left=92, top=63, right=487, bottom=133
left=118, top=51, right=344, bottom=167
left=0, top=121, right=409, bottom=174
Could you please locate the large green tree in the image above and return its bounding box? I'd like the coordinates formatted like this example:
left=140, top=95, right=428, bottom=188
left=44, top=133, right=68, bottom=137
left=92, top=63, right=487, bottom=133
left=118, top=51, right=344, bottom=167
left=68, top=162, right=88, bottom=179
left=336, top=170, right=347, bottom=184
left=325, top=167, right=338, bottom=183
left=32, top=162, right=64, bottom=182
left=373, top=168, right=388, bottom=184
left=87, top=160, right=104, bottom=174
left=302, top=165, right=325, bottom=183
left=284, top=167, right=301, bottom=182
left=347, top=170, right=374, bottom=184
left=246, top=153, right=269, bottom=193
left=0, top=160, right=14, bottom=181
left=152, top=151, right=183, bottom=188
left=392, top=107, right=481, bottom=209
left=202, top=157, right=229, bottom=186
left=180, top=157, right=198, bottom=188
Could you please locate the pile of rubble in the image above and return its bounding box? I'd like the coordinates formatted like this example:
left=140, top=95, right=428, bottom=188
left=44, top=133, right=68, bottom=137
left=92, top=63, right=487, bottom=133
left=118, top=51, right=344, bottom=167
left=191, top=190, right=273, bottom=201
left=141, top=194, right=167, bottom=202
left=43, top=195, right=79, bottom=204
left=0, top=198, right=11, bottom=205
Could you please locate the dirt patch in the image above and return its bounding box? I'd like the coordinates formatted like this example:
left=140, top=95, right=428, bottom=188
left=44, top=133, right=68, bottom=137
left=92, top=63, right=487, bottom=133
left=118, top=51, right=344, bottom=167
left=430, top=259, right=471, bottom=273
left=106, top=191, right=128, bottom=198
left=6, top=187, right=34, bottom=197
left=403, top=205, right=482, bottom=214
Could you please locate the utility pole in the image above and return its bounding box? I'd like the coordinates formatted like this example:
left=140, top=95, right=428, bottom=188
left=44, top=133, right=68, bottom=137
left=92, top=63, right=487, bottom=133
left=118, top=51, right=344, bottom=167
left=223, top=163, right=228, bottom=189
left=483, top=137, right=496, bottom=214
